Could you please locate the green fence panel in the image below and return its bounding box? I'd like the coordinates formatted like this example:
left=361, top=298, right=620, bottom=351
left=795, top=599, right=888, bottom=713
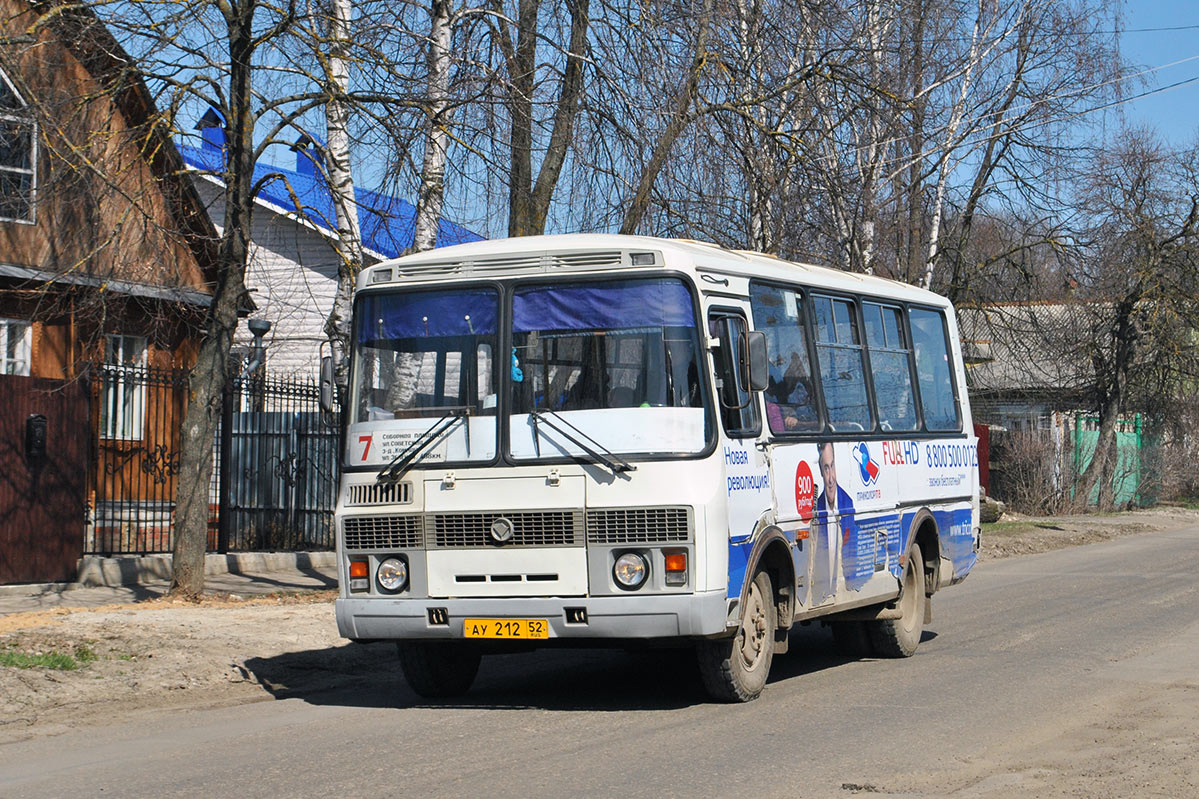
left=1073, top=415, right=1142, bottom=506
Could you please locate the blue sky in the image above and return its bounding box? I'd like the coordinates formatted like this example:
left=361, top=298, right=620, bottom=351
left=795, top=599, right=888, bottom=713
left=1119, top=1, right=1199, bottom=144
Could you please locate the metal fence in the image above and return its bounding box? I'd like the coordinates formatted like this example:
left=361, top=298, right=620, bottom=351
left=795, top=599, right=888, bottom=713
left=87, top=364, right=340, bottom=555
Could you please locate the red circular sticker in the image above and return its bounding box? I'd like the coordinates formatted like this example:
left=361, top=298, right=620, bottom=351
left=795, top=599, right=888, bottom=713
left=795, top=461, right=814, bottom=520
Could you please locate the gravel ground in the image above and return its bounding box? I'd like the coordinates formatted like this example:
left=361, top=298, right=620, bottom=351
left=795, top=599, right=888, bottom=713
left=2, top=507, right=1198, bottom=747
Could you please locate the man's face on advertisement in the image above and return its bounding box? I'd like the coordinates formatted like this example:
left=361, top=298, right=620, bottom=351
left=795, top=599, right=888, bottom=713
left=819, top=443, right=836, bottom=496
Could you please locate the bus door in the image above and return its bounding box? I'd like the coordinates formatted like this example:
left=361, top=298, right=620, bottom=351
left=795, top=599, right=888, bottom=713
left=708, top=309, right=770, bottom=541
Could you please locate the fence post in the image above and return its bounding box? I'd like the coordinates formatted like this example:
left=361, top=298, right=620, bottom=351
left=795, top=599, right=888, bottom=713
left=217, top=379, right=234, bottom=554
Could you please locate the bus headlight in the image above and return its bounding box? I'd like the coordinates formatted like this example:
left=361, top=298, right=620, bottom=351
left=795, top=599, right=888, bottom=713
left=377, top=557, right=408, bottom=592
left=613, top=552, right=648, bottom=590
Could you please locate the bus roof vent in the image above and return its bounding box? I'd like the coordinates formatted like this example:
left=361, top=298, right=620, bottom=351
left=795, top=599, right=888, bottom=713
left=395, top=261, right=463, bottom=278
left=551, top=251, right=624, bottom=269
left=468, top=255, right=545, bottom=274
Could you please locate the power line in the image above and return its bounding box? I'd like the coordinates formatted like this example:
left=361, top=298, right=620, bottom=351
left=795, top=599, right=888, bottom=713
left=1121, top=24, right=1199, bottom=34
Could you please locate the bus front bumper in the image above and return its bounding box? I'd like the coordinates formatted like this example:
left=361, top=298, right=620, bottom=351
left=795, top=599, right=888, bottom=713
left=336, top=590, right=731, bottom=641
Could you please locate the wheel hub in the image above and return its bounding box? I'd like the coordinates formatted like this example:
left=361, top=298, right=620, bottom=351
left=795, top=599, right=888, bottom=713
left=738, top=582, right=768, bottom=669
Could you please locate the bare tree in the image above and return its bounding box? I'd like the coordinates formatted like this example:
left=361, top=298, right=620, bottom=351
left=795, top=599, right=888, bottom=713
left=318, top=0, right=366, bottom=391
left=1068, top=132, right=1199, bottom=508
left=45, top=0, right=403, bottom=596
left=492, top=0, right=590, bottom=237
left=410, top=0, right=454, bottom=251
left=967, top=130, right=1199, bottom=511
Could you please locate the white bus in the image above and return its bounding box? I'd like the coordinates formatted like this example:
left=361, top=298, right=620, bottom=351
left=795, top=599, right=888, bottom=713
left=330, top=234, right=979, bottom=702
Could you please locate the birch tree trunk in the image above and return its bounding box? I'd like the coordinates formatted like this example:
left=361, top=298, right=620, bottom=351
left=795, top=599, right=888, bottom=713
left=412, top=0, right=453, bottom=252
left=921, top=0, right=987, bottom=290
left=322, top=0, right=365, bottom=392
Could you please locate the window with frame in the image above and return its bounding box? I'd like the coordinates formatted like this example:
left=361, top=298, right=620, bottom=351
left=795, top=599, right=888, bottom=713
left=812, top=295, right=873, bottom=432
left=101, top=335, right=147, bottom=440
left=708, top=311, right=759, bottom=438
left=909, top=307, right=960, bottom=431
left=0, top=70, right=35, bottom=223
left=863, top=302, right=918, bottom=432
left=0, top=318, right=31, bottom=375
left=750, top=284, right=819, bottom=433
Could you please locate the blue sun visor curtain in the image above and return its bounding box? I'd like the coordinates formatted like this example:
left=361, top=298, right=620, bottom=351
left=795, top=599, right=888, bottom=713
left=357, top=290, right=499, bottom=345
left=513, top=278, right=696, bottom=333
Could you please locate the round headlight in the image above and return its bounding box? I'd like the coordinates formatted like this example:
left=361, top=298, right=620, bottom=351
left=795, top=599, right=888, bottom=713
left=377, top=557, right=408, bottom=592
left=613, top=552, right=648, bottom=590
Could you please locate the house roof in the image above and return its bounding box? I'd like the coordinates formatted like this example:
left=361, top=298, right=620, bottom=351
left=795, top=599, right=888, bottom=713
left=959, top=304, right=1097, bottom=397
left=25, top=0, right=222, bottom=296
left=177, top=136, right=484, bottom=260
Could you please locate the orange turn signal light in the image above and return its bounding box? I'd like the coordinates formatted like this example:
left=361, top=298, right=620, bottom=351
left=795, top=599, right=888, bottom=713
left=349, top=561, right=369, bottom=579
left=664, top=553, right=687, bottom=573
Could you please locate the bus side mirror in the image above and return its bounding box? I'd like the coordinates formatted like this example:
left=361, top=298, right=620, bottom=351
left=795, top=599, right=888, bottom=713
left=319, top=355, right=334, bottom=413
left=746, top=331, right=769, bottom=392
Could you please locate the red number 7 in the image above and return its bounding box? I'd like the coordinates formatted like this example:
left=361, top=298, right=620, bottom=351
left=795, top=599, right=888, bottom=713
left=359, top=435, right=372, bottom=460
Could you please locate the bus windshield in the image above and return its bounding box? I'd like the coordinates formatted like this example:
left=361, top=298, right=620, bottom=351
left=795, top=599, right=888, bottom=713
left=508, top=277, right=709, bottom=460
left=346, top=287, right=498, bottom=468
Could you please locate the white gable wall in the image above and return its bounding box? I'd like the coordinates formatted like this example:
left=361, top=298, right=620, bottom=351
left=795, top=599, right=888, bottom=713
left=194, top=179, right=373, bottom=377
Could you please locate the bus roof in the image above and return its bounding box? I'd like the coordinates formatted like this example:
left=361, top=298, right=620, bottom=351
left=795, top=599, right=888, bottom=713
left=363, top=233, right=951, bottom=308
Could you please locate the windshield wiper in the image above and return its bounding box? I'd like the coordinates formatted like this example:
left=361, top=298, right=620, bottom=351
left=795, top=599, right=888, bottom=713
left=529, top=408, right=636, bottom=475
left=378, top=408, right=469, bottom=483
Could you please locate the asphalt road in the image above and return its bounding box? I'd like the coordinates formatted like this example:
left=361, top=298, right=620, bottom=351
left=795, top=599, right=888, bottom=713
left=3, top=526, right=1198, bottom=799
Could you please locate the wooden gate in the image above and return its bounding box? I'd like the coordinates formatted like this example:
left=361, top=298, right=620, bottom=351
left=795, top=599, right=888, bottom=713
left=0, top=376, right=89, bottom=584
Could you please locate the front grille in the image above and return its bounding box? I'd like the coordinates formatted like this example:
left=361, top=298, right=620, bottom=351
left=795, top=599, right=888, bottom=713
left=346, top=482, right=412, bottom=506
left=343, top=515, right=423, bottom=550
left=429, top=511, right=583, bottom=548
left=586, top=507, right=692, bottom=544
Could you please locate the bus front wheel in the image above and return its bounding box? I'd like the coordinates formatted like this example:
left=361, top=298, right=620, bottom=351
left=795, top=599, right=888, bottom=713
left=397, top=641, right=481, bottom=698
left=867, top=542, right=926, bottom=658
left=697, top=570, right=775, bottom=702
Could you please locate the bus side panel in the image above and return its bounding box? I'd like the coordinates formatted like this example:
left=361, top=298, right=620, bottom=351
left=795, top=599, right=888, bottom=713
left=889, top=504, right=976, bottom=581
left=721, top=439, right=772, bottom=602
left=932, top=504, right=978, bottom=579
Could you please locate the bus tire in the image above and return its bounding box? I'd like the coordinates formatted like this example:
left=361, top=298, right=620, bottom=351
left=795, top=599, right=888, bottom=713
left=397, top=641, right=481, bottom=698
left=830, top=620, right=875, bottom=657
left=697, top=570, right=775, bottom=702
left=867, top=542, right=926, bottom=658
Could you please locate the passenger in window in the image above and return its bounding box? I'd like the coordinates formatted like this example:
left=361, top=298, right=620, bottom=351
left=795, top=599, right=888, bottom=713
left=765, top=351, right=816, bottom=432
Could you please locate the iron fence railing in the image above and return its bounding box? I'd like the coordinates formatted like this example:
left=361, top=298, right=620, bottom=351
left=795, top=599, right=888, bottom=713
left=86, top=364, right=339, bottom=555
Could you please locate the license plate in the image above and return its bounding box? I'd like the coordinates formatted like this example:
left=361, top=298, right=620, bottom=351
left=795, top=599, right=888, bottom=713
left=463, top=618, right=549, bottom=640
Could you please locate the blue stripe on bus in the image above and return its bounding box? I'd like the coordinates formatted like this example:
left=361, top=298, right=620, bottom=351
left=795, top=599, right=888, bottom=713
left=729, top=506, right=976, bottom=599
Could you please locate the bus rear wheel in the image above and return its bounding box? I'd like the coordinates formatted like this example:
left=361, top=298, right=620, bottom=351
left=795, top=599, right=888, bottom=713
left=867, top=542, right=926, bottom=658
left=697, top=570, right=775, bottom=702
left=397, top=641, right=482, bottom=698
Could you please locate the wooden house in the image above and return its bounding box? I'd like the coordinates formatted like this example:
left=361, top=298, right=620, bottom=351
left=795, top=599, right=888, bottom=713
left=0, top=0, right=219, bottom=582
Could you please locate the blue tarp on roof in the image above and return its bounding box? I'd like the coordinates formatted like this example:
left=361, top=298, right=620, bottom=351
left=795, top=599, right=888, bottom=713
left=177, top=141, right=484, bottom=258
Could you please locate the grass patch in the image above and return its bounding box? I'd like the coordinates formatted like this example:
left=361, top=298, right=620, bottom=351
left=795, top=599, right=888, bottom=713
left=0, top=644, right=98, bottom=671
left=982, top=521, right=1039, bottom=534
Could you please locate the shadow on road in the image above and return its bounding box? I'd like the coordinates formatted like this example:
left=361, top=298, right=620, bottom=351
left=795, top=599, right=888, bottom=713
left=240, top=622, right=917, bottom=711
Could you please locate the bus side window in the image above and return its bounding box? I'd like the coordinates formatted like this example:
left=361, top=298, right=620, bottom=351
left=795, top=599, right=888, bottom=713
left=708, top=312, right=760, bottom=438
left=864, top=302, right=918, bottom=432
left=909, top=308, right=961, bottom=431
left=813, top=295, right=874, bottom=431
left=749, top=283, right=819, bottom=434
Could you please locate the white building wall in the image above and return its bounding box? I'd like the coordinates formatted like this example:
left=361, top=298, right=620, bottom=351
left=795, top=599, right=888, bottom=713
left=194, top=179, right=368, bottom=377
